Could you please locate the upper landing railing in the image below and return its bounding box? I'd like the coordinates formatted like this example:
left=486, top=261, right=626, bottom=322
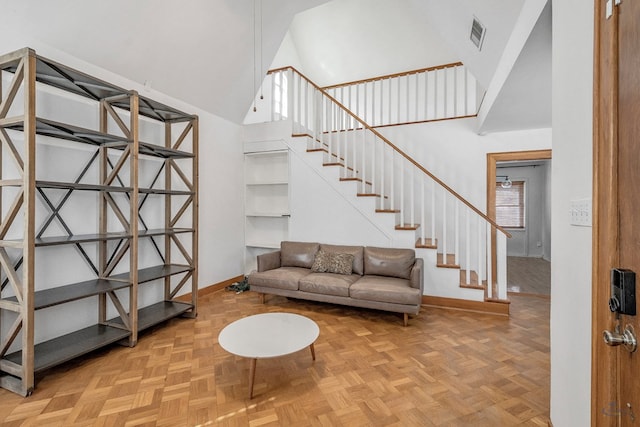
left=322, top=63, right=481, bottom=128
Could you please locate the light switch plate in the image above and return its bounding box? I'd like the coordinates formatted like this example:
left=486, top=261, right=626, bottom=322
left=569, top=198, right=592, bottom=227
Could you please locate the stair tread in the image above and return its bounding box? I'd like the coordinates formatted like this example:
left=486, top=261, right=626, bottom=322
left=415, top=237, right=437, bottom=248
left=437, top=253, right=460, bottom=268
left=395, top=224, right=420, bottom=231
left=459, top=270, right=486, bottom=289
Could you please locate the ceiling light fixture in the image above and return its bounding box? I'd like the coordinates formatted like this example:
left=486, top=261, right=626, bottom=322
left=497, top=175, right=512, bottom=189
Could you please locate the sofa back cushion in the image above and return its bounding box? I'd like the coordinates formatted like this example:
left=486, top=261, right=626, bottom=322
left=319, top=244, right=364, bottom=275
left=281, top=241, right=319, bottom=268
left=364, top=247, right=415, bottom=279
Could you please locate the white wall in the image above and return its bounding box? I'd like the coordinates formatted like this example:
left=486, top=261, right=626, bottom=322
left=550, top=0, right=593, bottom=425
left=497, top=163, right=550, bottom=257
left=0, top=42, right=245, bottom=347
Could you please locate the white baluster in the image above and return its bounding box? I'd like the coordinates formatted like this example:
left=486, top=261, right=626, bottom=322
left=397, top=77, right=401, bottom=124
left=431, top=180, right=436, bottom=240
left=297, top=72, right=301, bottom=131
left=352, top=120, right=357, bottom=180
left=372, top=80, right=376, bottom=127
left=400, top=157, right=405, bottom=227
left=405, top=74, right=410, bottom=123
left=361, top=122, right=366, bottom=194
left=421, top=177, right=425, bottom=243
left=496, top=231, right=507, bottom=300
left=390, top=150, right=395, bottom=211
left=444, top=67, right=448, bottom=118
left=425, top=70, right=429, bottom=120
left=372, top=135, right=376, bottom=195
left=410, top=166, right=415, bottom=226
left=465, top=208, right=470, bottom=285
left=434, top=69, right=439, bottom=119
left=270, top=72, right=276, bottom=122
left=454, top=200, right=459, bottom=266
left=442, top=188, right=447, bottom=261
left=414, top=73, right=419, bottom=122
left=388, top=77, right=392, bottom=126
left=477, top=216, right=483, bottom=285
left=486, top=222, right=493, bottom=299
left=453, top=66, right=458, bottom=118
left=380, top=139, right=385, bottom=210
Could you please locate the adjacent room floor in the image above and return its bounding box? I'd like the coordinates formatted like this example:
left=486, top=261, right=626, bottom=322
left=0, top=289, right=550, bottom=426
left=507, top=256, right=551, bottom=296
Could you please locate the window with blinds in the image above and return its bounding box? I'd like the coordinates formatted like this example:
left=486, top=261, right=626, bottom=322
left=495, top=180, right=525, bottom=228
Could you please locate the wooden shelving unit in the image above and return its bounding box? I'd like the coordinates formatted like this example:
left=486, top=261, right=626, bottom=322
left=0, top=48, right=198, bottom=396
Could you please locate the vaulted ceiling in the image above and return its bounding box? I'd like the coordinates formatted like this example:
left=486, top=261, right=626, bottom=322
left=1, top=0, right=550, bottom=133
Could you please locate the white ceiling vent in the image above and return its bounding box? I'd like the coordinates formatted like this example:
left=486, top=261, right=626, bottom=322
left=470, top=16, right=486, bottom=50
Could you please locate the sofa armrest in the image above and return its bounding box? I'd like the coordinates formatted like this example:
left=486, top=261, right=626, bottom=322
left=257, top=250, right=282, bottom=272
left=410, top=258, right=424, bottom=294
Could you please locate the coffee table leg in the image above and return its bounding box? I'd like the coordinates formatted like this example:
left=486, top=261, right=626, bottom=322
left=248, top=358, right=257, bottom=399
left=309, top=343, right=316, bottom=361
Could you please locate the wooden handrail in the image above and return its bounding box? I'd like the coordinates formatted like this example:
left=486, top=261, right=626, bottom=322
left=320, top=62, right=464, bottom=90
left=267, top=66, right=511, bottom=238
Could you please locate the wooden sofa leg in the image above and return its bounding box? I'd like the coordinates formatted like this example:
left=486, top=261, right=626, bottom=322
left=403, top=313, right=408, bottom=327
left=260, top=293, right=265, bottom=304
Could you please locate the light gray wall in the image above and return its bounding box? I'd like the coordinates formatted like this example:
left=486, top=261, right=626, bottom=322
left=497, top=163, right=550, bottom=258
left=551, top=0, right=593, bottom=425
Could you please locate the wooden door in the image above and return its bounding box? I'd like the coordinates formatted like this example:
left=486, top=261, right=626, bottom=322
left=593, top=0, right=640, bottom=425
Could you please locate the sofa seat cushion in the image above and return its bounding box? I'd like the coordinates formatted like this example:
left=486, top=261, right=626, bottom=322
left=249, top=267, right=310, bottom=291
left=349, top=275, right=421, bottom=305
left=299, top=273, right=361, bottom=297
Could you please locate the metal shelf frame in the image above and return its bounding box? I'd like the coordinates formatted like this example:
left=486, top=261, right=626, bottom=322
left=0, top=48, right=199, bottom=396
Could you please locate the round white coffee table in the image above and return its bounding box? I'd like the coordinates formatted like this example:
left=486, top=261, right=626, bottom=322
left=218, top=312, right=319, bottom=398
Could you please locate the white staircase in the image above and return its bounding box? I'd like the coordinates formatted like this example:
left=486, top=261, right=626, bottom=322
left=243, top=66, right=511, bottom=306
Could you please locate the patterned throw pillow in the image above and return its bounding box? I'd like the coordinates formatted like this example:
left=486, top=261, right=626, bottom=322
left=327, top=252, right=354, bottom=275
left=311, top=250, right=331, bottom=272
left=311, top=251, right=354, bottom=275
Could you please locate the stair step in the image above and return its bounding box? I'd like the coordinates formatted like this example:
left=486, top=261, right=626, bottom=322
left=459, top=270, right=485, bottom=289
left=377, top=209, right=400, bottom=213
left=395, top=224, right=420, bottom=231
left=323, top=162, right=344, bottom=167
left=307, top=148, right=327, bottom=153
left=437, top=253, right=460, bottom=269
left=415, top=237, right=437, bottom=249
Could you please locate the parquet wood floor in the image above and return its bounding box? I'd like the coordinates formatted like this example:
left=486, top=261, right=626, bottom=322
left=0, top=290, right=550, bottom=426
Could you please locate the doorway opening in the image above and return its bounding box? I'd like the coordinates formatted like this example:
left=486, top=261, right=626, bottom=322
left=487, top=150, right=552, bottom=297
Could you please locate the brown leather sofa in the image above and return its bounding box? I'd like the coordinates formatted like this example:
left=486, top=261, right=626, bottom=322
left=248, top=241, right=423, bottom=325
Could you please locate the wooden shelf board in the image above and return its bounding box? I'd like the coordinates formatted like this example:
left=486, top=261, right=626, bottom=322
left=139, top=142, right=194, bottom=159
left=138, top=228, right=194, bottom=237
left=3, top=324, right=131, bottom=374
left=2, top=278, right=131, bottom=310
left=109, top=301, right=193, bottom=333
left=138, top=188, right=194, bottom=196
left=32, top=231, right=131, bottom=247
left=37, top=180, right=133, bottom=192
left=110, top=264, right=193, bottom=284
